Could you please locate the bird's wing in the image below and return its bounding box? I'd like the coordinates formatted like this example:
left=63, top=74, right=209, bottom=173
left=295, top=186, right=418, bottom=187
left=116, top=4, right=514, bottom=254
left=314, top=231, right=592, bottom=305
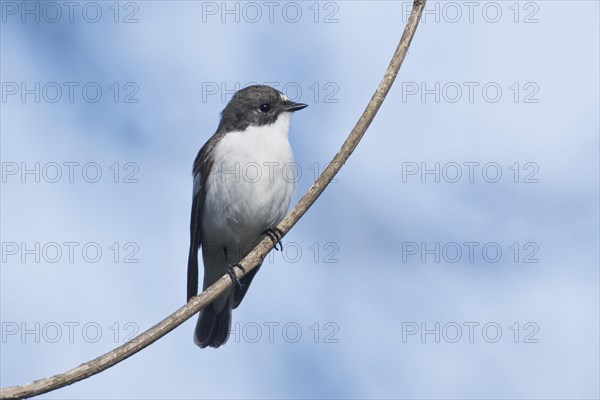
left=186, top=140, right=216, bottom=302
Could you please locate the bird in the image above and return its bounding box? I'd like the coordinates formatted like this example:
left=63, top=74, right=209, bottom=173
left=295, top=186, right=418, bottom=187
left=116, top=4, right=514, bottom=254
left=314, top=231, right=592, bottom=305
left=187, top=84, right=307, bottom=348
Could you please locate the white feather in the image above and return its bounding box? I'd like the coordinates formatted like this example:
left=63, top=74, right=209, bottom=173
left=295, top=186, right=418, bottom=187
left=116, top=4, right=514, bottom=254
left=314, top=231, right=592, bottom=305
left=201, top=112, right=296, bottom=251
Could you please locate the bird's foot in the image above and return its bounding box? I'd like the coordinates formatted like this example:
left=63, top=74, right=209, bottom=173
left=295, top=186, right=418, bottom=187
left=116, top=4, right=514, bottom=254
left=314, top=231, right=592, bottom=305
left=226, top=263, right=246, bottom=290
left=263, top=227, right=284, bottom=251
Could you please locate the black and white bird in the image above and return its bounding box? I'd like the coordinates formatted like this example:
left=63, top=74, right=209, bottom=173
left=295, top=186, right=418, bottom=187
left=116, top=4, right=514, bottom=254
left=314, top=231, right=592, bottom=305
left=187, top=85, right=307, bottom=348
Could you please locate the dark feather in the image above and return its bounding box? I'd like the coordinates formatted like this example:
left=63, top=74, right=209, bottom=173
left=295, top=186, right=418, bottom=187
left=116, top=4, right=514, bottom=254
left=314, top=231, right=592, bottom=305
left=194, top=303, right=231, bottom=348
left=186, top=139, right=216, bottom=302
left=232, top=264, right=262, bottom=309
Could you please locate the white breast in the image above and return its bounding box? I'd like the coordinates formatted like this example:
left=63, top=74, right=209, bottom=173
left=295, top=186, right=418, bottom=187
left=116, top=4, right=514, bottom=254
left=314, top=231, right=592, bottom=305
left=202, top=113, right=296, bottom=247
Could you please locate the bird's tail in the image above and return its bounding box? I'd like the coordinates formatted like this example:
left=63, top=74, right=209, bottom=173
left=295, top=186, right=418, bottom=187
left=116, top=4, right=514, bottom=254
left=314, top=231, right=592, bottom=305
left=194, top=244, right=235, bottom=348
left=194, top=299, right=232, bottom=348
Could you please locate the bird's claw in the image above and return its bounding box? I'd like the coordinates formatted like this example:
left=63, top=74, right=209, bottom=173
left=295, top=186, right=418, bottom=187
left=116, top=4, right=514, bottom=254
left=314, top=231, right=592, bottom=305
left=226, top=263, right=246, bottom=290
left=263, top=227, right=284, bottom=251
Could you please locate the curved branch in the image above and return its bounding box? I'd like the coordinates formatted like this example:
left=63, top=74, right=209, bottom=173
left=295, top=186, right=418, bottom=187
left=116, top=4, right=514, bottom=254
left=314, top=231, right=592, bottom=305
left=0, top=2, right=426, bottom=399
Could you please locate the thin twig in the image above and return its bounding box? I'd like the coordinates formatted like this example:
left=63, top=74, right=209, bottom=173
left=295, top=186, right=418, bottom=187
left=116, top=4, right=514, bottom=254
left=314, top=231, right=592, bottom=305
left=0, top=2, right=426, bottom=398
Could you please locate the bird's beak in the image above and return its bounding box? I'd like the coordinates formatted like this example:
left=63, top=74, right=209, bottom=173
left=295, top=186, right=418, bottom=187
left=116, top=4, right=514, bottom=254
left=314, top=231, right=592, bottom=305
left=285, top=101, right=308, bottom=112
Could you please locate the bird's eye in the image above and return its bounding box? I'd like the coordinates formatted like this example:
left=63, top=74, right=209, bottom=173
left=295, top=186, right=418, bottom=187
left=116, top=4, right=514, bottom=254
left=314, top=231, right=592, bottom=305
left=259, top=103, right=271, bottom=113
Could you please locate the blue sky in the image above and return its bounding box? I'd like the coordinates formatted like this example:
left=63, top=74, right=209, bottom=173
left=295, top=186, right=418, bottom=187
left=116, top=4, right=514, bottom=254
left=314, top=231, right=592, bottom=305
left=1, top=1, right=599, bottom=399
